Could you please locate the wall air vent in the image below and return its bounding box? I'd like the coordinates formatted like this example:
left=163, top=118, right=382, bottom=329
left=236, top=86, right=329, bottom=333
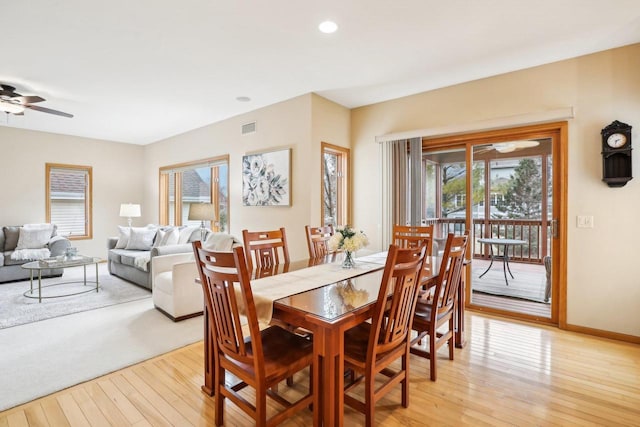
left=241, top=121, right=256, bottom=135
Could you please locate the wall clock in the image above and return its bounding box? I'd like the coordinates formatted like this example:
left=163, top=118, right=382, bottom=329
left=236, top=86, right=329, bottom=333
left=601, top=120, right=632, bottom=187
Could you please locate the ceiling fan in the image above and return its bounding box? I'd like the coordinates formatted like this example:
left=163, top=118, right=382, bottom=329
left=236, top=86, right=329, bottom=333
left=0, top=84, right=73, bottom=118
left=475, top=139, right=539, bottom=154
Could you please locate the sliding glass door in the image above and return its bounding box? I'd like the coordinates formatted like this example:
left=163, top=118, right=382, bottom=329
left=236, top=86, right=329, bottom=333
left=382, top=122, right=566, bottom=325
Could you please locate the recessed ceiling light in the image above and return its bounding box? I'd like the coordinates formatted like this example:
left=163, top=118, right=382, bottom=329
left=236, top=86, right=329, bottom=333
left=318, top=20, right=338, bottom=34
left=236, top=96, right=251, bottom=102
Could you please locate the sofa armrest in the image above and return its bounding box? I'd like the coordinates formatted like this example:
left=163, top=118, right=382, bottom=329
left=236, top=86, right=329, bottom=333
left=107, top=237, right=118, bottom=250
left=172, top=261, right=199, bottom=286
left=48, top=236, right=71, bottom=257
left=151, top=253, right=195, bottom=277
left=151, top=243, right=193, bottom=258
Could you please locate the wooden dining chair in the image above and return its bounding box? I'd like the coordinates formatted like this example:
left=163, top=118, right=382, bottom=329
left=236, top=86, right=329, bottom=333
left=392, top=224, right=434, bottom=256
left=410, top=231, right=468, bottom=381
left=192, top=242, right=315, bottom=427
left=343, top=244, right=427, bottom=427
left=304, top=225, right=335, bottom=258
left=242, top=228, right=290, bottom=272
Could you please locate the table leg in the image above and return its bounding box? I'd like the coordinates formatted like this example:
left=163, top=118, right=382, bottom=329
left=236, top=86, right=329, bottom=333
left=504, top=250, right=515, bottom=279
left=95, top=263, right=99, bottom=292
left=315, top=327, right=343, bottom=427
left=30, top=270, right=34, bottom=295
left=478, top=244, right=495, bottom=278
left=83, top=264, right=87, bottom=286
left=498, top=245, right=514, bottom=285
left=38, top=270, right=42, bottom=303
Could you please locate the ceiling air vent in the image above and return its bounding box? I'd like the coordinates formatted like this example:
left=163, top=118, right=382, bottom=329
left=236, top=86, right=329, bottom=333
left=241, top=121, right=256, bottom=135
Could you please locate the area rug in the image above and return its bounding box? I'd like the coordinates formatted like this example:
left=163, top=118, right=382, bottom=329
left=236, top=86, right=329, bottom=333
left=471, top=264, right=548, bottom=303
left=0, top=264, right=150, bottom=329
left=0, top=298, right=203, bottom=411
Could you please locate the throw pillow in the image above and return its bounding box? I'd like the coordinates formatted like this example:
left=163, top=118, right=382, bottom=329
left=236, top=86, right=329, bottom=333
left=3, top=226, right=20, bottom=251
left=115, top=226, right=131, bottom=249
left=177, top=226, right=199, bottom=244
left=153, top=227, right=179, bottom=248
left=204, top=232, right=238, bottom=251
left=16, top=224, right=54, bottom=250
left=125, top=227, right=157, bottom=250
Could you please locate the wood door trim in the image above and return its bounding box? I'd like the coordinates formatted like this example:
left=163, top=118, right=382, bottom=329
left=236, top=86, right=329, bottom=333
left=424, top=121, right=567, bottom=327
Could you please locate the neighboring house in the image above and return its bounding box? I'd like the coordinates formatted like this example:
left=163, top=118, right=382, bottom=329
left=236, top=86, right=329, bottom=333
left=49, top=170, right=87, bottom=236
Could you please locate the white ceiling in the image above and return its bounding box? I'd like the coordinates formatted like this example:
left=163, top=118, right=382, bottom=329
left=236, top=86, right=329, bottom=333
left=2, top=0, right=640, bottom=145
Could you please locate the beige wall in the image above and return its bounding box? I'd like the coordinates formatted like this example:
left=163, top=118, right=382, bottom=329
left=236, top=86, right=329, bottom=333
left=144, top=94, right=319, bottom=259
left=311, top=94, right=352, bottom=225
left=3, top=44, right=637, bottom=338
left=351, top=44, right=640, bottom=336
left=144, top=94, right=350, bottom=259
left=0, top=127, right=145, bottom=256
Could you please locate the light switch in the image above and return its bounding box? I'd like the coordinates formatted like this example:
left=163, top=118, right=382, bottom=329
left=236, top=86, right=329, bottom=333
left=576, top=215, right=594, bottom=228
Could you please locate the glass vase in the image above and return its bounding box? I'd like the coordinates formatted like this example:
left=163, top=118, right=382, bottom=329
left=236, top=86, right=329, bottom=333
left=342, top=251, right=355, bottom=269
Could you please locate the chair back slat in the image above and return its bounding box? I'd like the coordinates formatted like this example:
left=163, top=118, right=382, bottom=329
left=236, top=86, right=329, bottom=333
left=370, top=245, right=427, bottom=356
left=193, top=242, right=262, bottom=369
left=305, top=225, right=335, bottom=258
left=242, top=228, right=290, bottom=271
left=392, top=224, right=434, bottom=256
left=434, top=232, right=469, bottom=316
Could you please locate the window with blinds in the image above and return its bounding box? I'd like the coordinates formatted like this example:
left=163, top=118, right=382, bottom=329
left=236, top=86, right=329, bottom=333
left=46, top=164, right=93, bottom=239
left=159, top=155, right=229, bottom=232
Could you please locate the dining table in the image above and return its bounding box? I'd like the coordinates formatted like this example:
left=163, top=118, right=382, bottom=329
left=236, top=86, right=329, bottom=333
left=198, top=251, right=468, bottom=427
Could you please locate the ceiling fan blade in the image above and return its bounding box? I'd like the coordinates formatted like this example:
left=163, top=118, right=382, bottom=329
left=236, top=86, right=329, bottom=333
left=26, top=104, right=73, bottom=118
left=14, top=95, right=45, bottom=104
left=473, top=146, right=494, bottom=154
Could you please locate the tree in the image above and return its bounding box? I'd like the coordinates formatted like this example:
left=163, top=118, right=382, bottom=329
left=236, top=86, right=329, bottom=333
left=323, top=153, right=337, bottom=223
left=498, top=158, right=542, bottom=218
left=441, top=162, right=484, bottom=217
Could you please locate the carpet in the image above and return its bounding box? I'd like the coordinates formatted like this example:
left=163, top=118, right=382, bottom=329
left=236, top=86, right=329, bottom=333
left=0, top=298, right=203, bottom=411
left=0, top=264, right=150, bottom=329
left=471, top=263, right=548, bottom=303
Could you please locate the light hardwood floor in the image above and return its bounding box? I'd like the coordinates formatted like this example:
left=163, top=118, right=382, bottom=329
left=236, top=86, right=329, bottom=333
left=2, top=311, right=639, bottom=426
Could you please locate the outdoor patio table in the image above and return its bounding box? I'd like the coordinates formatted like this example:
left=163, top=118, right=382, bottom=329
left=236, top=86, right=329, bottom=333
left=477, top=237, right=527, bottom=286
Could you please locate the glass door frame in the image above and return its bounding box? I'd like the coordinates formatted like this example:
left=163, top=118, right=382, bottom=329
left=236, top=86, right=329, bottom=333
left=423, top=121, right=568, bottom=326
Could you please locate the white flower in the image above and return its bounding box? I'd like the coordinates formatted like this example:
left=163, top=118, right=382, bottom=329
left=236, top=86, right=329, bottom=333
left=328, top=226, right=368, bottom=252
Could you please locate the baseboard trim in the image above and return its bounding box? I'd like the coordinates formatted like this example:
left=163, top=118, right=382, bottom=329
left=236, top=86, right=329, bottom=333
left=564, top=323, right=640, bottom=344
left=154, top=306, right=203, bottom=322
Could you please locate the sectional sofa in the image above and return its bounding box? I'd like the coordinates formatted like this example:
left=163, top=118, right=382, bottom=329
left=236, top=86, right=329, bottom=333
left=107, top=225, right=208, bottom=290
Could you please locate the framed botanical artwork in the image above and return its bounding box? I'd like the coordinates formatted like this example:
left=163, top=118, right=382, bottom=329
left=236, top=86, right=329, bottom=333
left=242, top=148, right=291, bottom=206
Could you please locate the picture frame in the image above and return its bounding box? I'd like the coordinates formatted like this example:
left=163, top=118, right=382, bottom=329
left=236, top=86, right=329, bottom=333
left=242, top=148, right=291, bottom=206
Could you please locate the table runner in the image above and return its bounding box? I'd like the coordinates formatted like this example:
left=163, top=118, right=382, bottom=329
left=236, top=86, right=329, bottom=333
left=245, top=253, right=388, bottom=325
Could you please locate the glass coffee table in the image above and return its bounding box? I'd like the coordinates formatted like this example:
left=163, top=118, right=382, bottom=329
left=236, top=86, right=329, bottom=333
left=21, top=256, right=101, bottom=303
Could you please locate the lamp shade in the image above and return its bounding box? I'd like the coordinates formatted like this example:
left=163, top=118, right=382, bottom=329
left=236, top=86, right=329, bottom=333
left=119, top=203, right=141, bottom=218
left=188, top=203, right=216, bottom=221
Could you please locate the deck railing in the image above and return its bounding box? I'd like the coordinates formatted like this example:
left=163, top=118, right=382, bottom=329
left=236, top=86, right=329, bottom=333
left=423, top=217, right=549, bottom=264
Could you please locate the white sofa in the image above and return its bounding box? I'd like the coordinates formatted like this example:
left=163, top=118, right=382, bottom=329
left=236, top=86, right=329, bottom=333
left=152, top=252, right=202, bottom=321
left=151, top=232, right=242, bottom=321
